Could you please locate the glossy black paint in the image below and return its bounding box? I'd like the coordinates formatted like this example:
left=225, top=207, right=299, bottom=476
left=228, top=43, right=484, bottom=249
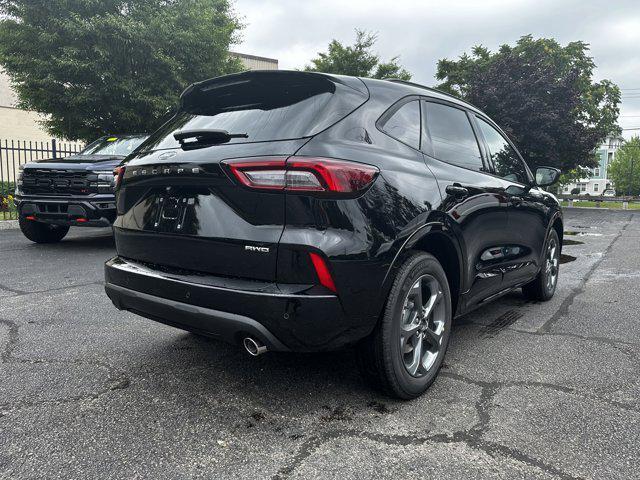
left=105, top=71, right=562, bottom=351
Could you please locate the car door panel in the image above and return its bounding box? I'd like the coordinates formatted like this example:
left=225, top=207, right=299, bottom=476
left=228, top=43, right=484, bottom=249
left=420, top=100, right=512, bottom=310
left=474, top=116, right=547, bottom=288
left=426, top=157, right=510, bottom=307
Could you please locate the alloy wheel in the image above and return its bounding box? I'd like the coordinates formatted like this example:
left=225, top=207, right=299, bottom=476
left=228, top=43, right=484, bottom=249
left=399, top=274, right=447, bottom=377
left=545, top=236, right=559, bottom=292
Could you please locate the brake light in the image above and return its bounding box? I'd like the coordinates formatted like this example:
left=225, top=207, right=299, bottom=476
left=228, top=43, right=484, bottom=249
left=309, top=252, right=337, bottom=293
left=113, top=166, right=125, bottom=189
left=224, top=157, right=378, bottom=194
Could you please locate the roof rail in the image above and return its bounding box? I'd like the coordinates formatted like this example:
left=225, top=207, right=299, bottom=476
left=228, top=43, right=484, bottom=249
left=383, top=78, right=467, bottom=104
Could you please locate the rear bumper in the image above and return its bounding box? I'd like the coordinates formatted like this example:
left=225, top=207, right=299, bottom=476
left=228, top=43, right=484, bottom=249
left=105, top=257, right=372, bottom=351
left=15, top=194, right=116, bottom=227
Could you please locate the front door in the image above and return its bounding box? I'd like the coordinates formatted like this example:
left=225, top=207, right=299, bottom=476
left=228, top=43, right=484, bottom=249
left=474, top=116, right=546, bottom=287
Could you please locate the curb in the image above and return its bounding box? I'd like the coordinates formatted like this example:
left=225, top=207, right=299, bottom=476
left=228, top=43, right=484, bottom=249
left=0, top=220, right=19, bottom=230
left=562, top=206, right=638, bottom=212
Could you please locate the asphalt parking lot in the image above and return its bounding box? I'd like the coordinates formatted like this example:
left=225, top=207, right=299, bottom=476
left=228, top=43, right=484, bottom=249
left=0, top=208, right=639, bottom=479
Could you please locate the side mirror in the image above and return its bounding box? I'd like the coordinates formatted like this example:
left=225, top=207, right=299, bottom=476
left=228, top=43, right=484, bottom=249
left=535, top=166, right=561, bottom=187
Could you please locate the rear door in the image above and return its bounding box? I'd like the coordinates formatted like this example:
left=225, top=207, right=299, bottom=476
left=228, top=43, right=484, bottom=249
left=113, top=71, right=369, bottom=282
left=420, top=100, right=510, bottom=307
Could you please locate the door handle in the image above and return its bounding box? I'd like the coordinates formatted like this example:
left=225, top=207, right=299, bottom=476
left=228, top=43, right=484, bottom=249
left=445, top=184, right=469, bottom=197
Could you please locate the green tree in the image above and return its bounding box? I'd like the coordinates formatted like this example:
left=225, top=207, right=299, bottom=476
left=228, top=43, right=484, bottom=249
left=608, top=136, right=640, bottom=196
left=436, top=35, right=621, bottom=172
left=0, top=0, right=244, bottom=141
left=305, top=29, right=411, bottom=80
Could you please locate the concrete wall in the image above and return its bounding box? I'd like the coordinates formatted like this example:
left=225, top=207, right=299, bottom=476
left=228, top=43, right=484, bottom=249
left=0, top=69, right=18, bottom=108
left=233, top=52, right=278, bottom=71
left=1, top=69, right=58, bottom=143
left=0, top=107, right=56, bottom=143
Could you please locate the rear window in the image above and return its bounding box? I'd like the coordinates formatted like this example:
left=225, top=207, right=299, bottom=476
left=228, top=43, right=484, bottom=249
left=81, top=136, right=147, bottom=156
left=140, top=72, right=368, bottom=152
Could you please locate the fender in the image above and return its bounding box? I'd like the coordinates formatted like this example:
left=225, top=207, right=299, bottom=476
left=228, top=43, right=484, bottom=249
left=377, top=218, right=466, bottom=316
left=538, top=208, right=563, bottom=267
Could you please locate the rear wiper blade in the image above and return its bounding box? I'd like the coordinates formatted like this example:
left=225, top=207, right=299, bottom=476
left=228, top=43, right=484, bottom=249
left=173, top=129, right=248, bottom=149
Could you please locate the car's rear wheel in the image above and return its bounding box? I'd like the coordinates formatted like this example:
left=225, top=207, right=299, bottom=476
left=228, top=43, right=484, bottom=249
left=357, top=252, right=452, bottom=399
left=19, top=217, right=69, bottom=244
left=522, top=229, right=560, bottom=301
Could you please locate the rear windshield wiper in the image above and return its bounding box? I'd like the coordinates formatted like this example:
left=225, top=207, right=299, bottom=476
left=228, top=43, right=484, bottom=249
left=173, top=129, right=248, bottom=149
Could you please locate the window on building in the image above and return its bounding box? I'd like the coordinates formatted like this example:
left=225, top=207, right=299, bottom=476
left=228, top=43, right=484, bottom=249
left=594, top=183, right=599, bottom=192
left=580, top=183, right=587, bottom=192
left=608, top=152, right=613, bottom=163
left=476, top=117, right=528, bottom=183
left=380, top=100, right=421, bottom=150
left=564, top=186, right=569, bottom=192
left=422, top=102, right=483, bottom=170
left=594, top=167, right=600, bottom=177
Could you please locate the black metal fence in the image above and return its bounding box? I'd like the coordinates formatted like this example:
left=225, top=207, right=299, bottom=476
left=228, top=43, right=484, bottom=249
left=0, top=139, right=84, bottom=220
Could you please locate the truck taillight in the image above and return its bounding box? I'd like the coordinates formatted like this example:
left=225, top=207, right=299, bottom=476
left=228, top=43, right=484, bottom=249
left=223, top=157, right=379, bottom=194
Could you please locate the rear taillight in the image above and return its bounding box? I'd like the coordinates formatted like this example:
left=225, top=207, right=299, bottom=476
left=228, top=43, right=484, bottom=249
left=223, top=157, right=379, bottom=194
left=113, top=166, right=125, bottom=189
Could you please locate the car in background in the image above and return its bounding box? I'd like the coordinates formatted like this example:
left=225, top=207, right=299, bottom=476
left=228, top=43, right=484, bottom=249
left=14, top=134, right=148, bottom=243
left=602, top=189, right=616, bottom=197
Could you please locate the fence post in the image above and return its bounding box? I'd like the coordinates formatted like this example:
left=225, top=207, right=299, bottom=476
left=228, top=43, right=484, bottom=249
left=568, top=198, right=574, bottom=208
left=52, top=138, right=57, bottom=159
left=623, top=201, right=629, bottom=210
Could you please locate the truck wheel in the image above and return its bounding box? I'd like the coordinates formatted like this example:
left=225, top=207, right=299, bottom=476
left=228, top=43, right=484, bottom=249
left=357, top=252, right=452, bottom=399
left=19, top=217, right=69, bottom=244
left=522, top=229, right=560, bottom=301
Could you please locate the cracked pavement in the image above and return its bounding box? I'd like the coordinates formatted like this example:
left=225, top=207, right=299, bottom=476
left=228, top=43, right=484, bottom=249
left=0, top=209, right=639, bottom=479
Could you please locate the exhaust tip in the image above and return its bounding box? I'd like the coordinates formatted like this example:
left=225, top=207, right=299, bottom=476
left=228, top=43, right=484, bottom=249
left=243, top=337, right=267, bottom=356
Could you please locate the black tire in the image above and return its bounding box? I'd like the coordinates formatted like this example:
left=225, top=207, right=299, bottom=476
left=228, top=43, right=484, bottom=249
left=357, top=252, right=452, bottom=400
left=19, top=217, right=69, bottom=244
left=522, top=229, right=560, bottom=301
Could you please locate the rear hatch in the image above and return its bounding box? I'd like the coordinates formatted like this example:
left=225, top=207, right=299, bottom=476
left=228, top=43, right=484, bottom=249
left=113, top=71, right=368, bottom=282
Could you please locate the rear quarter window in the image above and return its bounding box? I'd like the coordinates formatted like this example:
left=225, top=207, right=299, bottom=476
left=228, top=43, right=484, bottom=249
left=379, top=100, right=421, bottom=150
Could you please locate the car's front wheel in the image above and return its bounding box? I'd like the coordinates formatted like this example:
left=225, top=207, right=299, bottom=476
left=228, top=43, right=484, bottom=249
left=19, top=217, right=69, bottom=244
left=357, top=252, right=452, bottom=399
left=522, top=228, right=560, bottom=301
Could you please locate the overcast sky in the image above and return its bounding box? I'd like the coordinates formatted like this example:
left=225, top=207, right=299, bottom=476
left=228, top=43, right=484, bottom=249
left=234, top=0, right=640, bottom=139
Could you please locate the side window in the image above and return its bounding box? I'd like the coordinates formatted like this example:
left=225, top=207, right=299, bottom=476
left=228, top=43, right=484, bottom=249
left=477, top=118, right=528, bottom=184
left=381, top=100, right=420, bottom=150
left=423, top=102, right=483, bottom=170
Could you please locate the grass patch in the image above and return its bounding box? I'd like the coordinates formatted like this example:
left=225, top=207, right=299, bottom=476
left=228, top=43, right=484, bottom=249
left=560, top=200, right=640, bottom=210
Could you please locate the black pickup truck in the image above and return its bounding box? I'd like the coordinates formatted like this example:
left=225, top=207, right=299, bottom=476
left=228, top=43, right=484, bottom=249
left=14, top=134, right=147, bottom=243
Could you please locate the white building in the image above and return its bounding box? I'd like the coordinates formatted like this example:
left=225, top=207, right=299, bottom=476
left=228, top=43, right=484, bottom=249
left=561, top=135, right=624, bottom=195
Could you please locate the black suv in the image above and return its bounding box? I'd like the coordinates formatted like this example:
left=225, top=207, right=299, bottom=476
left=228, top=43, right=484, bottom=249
left=15, top=134, right=147, bottom=243
left=105, top=71, right=562, bottom=399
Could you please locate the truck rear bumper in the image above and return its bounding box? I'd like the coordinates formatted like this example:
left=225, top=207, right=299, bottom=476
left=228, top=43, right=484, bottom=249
left=104, top=256, right=372, bottom=351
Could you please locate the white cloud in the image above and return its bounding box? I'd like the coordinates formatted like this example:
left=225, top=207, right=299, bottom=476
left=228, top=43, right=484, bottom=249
left=234, top=0, right=640, bottom=137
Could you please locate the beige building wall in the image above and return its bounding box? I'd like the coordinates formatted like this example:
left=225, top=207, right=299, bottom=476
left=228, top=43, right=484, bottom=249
left=233, top=52, right=278, bottom=71
left=0, top=69, right=55, bottom=143
left=0, top=107, right=55, bottom=143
